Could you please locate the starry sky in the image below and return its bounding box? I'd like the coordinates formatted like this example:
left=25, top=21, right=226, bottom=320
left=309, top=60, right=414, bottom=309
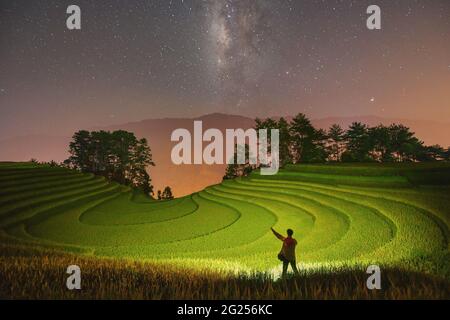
left=0, top=0, right=449, bottom=138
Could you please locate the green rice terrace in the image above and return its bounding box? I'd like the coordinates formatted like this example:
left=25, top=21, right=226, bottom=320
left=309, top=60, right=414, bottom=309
left=1, top=161, right=449, bottom=282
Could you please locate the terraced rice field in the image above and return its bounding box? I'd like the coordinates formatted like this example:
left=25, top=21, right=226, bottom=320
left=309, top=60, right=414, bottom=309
left=1, top=162, right=449, bottom=278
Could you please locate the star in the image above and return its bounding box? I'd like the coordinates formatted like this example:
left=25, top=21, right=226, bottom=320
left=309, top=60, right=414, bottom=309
left=0, top=0, right=448, bottom=139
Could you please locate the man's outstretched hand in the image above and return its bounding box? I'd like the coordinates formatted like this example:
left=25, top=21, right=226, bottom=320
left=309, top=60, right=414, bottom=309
left=271, top=227, right=284, bottom=240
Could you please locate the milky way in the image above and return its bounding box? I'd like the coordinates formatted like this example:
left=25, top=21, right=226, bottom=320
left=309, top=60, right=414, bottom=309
left=0, top=0, right=449, bottom=138
left=205, top=0, right=280, bottom=109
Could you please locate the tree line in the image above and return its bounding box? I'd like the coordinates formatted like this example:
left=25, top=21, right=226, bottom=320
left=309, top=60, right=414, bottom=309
left=225, top=113, right=449, bottom=178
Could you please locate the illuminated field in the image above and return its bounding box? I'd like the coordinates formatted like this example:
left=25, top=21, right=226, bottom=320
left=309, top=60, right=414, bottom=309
left=1, top=162, right=449, bottom=277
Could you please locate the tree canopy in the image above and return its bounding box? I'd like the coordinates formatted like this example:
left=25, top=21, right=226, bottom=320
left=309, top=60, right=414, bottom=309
left=64, top=130, right=155, bottom=195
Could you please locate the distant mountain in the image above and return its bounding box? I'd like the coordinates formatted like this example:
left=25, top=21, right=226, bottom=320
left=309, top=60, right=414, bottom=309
left=1, top=113, right=449, bottom=196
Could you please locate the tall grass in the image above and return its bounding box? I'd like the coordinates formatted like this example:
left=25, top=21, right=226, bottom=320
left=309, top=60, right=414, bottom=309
left=0, top=251, right=448, bottom=300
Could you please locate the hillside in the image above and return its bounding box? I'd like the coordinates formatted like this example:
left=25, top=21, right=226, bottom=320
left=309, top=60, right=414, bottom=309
left=1, top=162, right=449, bottom=278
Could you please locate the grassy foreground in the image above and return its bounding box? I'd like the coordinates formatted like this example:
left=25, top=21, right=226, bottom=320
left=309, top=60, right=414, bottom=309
left=1, top=248, right=448, bottom=300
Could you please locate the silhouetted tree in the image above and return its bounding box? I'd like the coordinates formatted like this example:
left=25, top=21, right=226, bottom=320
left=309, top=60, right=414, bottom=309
left=368, top=125, right=393, bottom=162
left=388, top=124, right=419, bottom=161
left=130, top=138, right=154, bottom=195
left=256, top=117, right=293, bottom=167
left=48, top=160, right=59, bottom=167
left=290, top=113, right=313, bottom=162
left=290, top=113, right=318, bottom=163
left=277, top=117, right=293, bottom=167
left=223, top=143, right=255, bottom=179
left=289, top=113, right=328, bottom=163
left=311, top=128, right=329, bottom=162
left=418, top=145, right=446, bottom=161
left=444, top=147, right=450, bottom=161
left=342, top=122, right=371, bottom=162
left=399, top=137, right=425, bottom=162
left=327, top=124, right=345, bottom=161
left=159, top=186, right=174, bottom=200
left=66, top=130, right=93, bottom=172
left=223, top=162, right=239, bottom=180
left=255, top=117, right=278, bottom=157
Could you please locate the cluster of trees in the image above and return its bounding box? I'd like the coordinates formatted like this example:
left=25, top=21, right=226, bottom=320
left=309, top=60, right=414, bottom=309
left=157, top=187, right=174, bottom=200
left=257, top=114, right=449, bottom=165
left=64, top=130, right=155, bottom=195
left=225, top=113, right=450, bottom=178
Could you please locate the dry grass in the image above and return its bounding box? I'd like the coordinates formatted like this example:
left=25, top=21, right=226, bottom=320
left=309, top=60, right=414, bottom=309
left=0, top=251, right=448, bottom=300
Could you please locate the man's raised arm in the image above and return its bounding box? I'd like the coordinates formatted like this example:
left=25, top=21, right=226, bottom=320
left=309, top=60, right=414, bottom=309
left=271, top=227, right=285, bottom=241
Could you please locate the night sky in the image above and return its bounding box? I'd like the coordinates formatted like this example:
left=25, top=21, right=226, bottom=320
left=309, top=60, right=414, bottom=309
left=0, top=0, right=449, bottom=138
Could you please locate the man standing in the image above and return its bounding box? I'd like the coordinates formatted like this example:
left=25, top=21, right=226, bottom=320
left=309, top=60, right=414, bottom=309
left=271, top=227, right=299, bottom=277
